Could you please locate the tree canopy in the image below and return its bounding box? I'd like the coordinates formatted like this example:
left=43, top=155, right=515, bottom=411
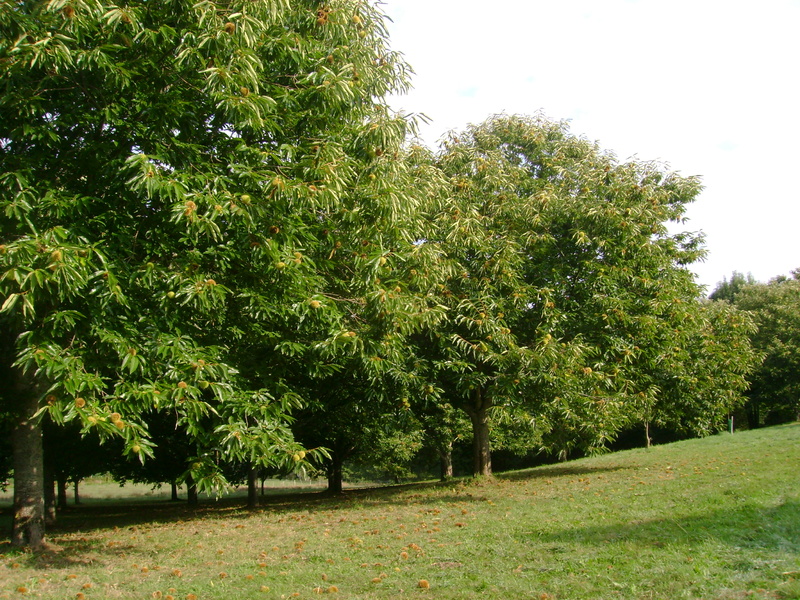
left=1, top=1, right=762, bottom=549
left=400, top=114, right=754, bottom=474
left=717, top=270, right=800, bottom=427
left=0, top=0, right=421, bottom=547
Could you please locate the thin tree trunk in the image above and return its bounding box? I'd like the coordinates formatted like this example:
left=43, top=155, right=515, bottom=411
left=11, top=390, right=46, bottom=548
left=186, top=474, right=198, bottom=506
left=439, top=443, right=453, bottom=481
left=247, top=464, right=259, bottom=510
left=746, top=400, right=760, bottom=429
left=72, top=479, right=81, bottom=505
left=170, top=480, right=179, bottom=502
left=644, top=421, right=652, bottom=449
left=57, top=477, right=68, bottom=509
left=44, top=466, right=57, bottom=526
left=465, top=388, right=492, bottom=477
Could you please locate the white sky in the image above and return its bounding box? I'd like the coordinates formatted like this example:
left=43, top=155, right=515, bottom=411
left=383, top=0, right=800, bottom=292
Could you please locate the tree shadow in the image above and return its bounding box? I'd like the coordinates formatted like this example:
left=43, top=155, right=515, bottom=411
left=0, top=475, right=505, bottom=560
left=0, top=498, right=239, bottom=557
left=255, top=479, right=499, bottom=512
left=0, top=465, right=631, bottom=550
left=0, top=537, right=140, bottom=568
left=496, top=463, right=631, bottom=482
left=526, top=498, right=800, bottom=553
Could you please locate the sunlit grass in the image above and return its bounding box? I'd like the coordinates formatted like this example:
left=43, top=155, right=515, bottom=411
left=2, top=424, right=799, bottom=599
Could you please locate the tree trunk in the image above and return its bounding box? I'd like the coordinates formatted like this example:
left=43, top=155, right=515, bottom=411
left=327, top=451, right=345, bottom=494
left=186, top=475, right=198, bottom=506
left=465, top=388, right=492, bottom=477
left=746, top=399, right=760, bottom=429
left=439, top=444, right=453, bottom=481
left=644, top=421, right=652, bottom=449
left=170, top=480, right=179, bottom=502
left=72, top=478, right=81, bottom=505
left=44, top=466, right=57, bottom=526
left=247, top=464, right=259, bottom=510
left=57, top=477, right=68, bottom=509
left=11, top=390, right=46, bottom=549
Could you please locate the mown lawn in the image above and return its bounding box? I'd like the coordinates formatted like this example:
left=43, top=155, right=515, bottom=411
left=2, top=423, right=799, bottom=599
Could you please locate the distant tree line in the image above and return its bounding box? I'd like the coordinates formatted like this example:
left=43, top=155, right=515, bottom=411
left=710, top=270, right=800, bottom=428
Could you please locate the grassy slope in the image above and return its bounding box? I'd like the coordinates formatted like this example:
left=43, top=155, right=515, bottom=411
left=1, top=424, right=799, bottom=600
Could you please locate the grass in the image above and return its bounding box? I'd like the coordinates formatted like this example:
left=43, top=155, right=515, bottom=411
left=1, top=424, right=799, bottom=599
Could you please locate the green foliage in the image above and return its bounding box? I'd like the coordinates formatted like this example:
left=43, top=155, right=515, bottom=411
left=731, top=271, right=800, bottom=425
left=407, top=114, right=731, bottom=471
left=709, top=270, right=758, bottom=302
left=0, top=1, right=767, bottom=531
left=347, top=426, right=424, bottom=483
left=639, top=298, right=759, bottom=436
left=0, top=0, right=417, bottom=497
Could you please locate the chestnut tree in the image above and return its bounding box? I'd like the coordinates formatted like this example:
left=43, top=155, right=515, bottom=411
left=728, top=271, right=800, bottom=426
left=413, top=114, right=750, bottom=475
left=0, top=0, right=419, bottom=547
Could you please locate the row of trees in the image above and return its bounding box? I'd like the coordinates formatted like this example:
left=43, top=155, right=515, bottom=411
left=1, top=0, right=760, bottom=548
left=711, top=270, right=800, bottom=427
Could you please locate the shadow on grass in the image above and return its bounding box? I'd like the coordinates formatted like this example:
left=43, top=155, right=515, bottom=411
left=0, top=481, right=451, bottom=553
left=0, top=474, right=536, bottom=560
left=0, top=463, right=633, bottom=558
left=495, top=463, right=631, bottom=482
left=525, top=498, right=800, bottom=554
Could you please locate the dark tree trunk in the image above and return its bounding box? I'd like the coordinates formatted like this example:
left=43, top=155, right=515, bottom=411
left=247, top=464, right=259, bottom=510
left=465, top=388, right=492, bottom=477
left=72, top=478, right=81, bottom=505
left=57, top=477, right=68, bottom=509
left=439, top=444, right=453, bottom=481
left=746, top=399, right=761, bottom=429
left=186, top=475, right=198, bottom=506
left=44, top=466, right=57, bottom=526
left=11, top=390, right=46, bottom=548
left=170, top=480, right=179, bottom=501
left=326, top=451, right=345, bottom=494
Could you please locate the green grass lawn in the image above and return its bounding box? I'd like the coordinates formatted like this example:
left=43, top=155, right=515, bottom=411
left=2, top=424, right=799, bottom=599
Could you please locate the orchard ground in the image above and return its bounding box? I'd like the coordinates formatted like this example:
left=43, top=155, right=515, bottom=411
left=1, top=424, right=799, bottom=600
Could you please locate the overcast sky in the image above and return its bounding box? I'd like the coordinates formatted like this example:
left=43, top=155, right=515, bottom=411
left=382, top=0, right=800, bottom=292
